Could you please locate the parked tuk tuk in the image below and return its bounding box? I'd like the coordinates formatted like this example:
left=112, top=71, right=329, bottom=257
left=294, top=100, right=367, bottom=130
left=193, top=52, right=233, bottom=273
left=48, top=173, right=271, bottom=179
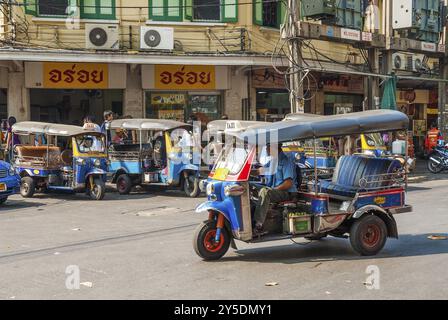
left=193, top=110, right=412, bottom=260
left=12, top=122, right=108, bottom=200
left=0, top=160, right=20, bottom=205
left=108, top=119, right=202, bottom=197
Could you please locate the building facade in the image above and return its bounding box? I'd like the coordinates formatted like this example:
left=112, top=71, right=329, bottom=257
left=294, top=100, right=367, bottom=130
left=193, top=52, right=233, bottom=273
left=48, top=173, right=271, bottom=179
left=0, top=0, right=446, bottom=155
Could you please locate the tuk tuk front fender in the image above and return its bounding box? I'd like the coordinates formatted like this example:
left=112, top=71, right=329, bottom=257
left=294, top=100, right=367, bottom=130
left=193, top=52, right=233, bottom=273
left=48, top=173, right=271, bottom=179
left=85, top=169, right=107, bottom=181
left=196, top=201, right=238, bottom=249
left=180, top=164, right=200, bottom=175
left=196, top=201, right=231, bottom=222
left=351, top=205, right=398, bottom=239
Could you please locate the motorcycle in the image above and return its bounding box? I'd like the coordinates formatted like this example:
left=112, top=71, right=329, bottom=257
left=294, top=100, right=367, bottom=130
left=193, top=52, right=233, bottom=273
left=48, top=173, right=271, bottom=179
left=427, top=144, right=448, bottom=173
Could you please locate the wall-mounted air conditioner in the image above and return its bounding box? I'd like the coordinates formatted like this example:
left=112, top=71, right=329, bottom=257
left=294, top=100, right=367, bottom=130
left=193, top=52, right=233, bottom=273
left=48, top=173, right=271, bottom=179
left=85, top=24, right=120, bottom=50
left=140, top=27, right=174, bottom=50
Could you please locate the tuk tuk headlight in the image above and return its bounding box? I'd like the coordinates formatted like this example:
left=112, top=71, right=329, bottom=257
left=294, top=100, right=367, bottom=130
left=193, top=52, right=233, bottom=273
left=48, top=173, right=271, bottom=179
left=94, top=159, right=101, bottom=167
left=206, top=183, right=215, bottom=196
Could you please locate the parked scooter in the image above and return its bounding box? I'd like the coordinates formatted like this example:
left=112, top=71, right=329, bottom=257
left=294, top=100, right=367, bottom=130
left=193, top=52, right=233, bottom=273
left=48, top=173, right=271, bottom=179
left=427, top=141, right=448, bottom=173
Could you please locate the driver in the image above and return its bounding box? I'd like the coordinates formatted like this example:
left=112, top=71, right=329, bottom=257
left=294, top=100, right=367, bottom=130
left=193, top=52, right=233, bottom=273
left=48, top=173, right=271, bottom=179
left=253, top=143, right=297, bottom=235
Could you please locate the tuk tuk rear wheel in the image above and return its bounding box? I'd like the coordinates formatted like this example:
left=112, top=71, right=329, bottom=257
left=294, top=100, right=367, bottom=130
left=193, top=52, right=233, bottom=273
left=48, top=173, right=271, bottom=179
left=183, top=174, right=200, bottom=198
left=89, top=177, right=105, bottom=201
left=193, top=220, right=231, bottom=261
left=350, top=215, right=387, bottom=256
left=116, top=174, right=132, bottom=195
left=20, top=176, right=36, bottom=198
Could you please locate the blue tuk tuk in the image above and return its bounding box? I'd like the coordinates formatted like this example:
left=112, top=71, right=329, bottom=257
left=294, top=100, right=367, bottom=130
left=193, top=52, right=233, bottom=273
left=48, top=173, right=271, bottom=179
left=12, top=122, right=108, bottom=200
left=193, top=110, right=413, bottom=260
left=108, top=119, right=201, bottom=197
left=0, top=160, right=20, bottom=205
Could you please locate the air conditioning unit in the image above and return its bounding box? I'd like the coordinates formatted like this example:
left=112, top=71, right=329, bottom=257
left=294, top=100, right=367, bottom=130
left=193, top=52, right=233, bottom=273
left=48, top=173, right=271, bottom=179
left=140, top=27, right=174, bottom=50
left=85, top=24, right=120, bottom=50
left=392, top=53, right=407, bottom=71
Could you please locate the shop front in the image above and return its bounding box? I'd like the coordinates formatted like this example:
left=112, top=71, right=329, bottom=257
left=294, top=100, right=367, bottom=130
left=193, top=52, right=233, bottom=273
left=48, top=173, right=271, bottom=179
left=396, top=89, right=431, bottom=155
left=25, top=62, right=126, bottom=125
left=252, top=68, right=291, bottom=121
left=142, top=65, right=228, bottom=124
left=318, top=74, right=365, bottom=115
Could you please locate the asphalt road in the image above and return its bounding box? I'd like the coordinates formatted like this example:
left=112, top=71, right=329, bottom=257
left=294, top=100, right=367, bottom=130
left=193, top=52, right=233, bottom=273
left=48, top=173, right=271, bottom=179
left=0, top=175, right=447, bottom=300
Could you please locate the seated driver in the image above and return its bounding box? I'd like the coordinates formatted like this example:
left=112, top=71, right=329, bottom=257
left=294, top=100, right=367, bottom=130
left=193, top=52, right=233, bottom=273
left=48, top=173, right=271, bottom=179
left=253, top=143, right=297, bottom=235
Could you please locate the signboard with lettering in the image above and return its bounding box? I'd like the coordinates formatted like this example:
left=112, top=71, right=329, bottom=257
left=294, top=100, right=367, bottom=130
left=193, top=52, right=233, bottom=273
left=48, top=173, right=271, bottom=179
left=341, top=28, right=361, bottom=41
left=421, top=42, right=436, bottom=52
left=43, top=63, right=109, bottom=89
left=154, top=65, right=215, bottom=90
left=252, top=68, right=286, bottom=89
left=151, top=93, right=186, bottom=105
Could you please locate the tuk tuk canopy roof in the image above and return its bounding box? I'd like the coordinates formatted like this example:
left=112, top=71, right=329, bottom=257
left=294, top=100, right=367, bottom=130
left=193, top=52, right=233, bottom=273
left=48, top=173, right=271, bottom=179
left=110, top=119, right=189, bottom=131
left=233, top=110, right=409, bottom=145
left=206, top=120, right=269, bottom=133
left=12, top=122, right=101, bottom=137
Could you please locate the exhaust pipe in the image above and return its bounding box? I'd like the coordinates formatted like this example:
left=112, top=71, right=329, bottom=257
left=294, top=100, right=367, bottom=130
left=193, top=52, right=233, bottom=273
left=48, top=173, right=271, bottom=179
left=430, top=157, right=441, bottom=165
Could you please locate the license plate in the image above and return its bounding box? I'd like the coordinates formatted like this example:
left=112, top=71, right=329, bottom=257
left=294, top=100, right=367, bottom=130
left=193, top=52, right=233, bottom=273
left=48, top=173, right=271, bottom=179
left=0, top=183, right=6, bottom=192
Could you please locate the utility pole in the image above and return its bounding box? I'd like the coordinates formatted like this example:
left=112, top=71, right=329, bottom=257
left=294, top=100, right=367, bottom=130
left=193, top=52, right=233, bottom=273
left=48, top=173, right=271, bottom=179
left=287, top=0, right=304, bottom=114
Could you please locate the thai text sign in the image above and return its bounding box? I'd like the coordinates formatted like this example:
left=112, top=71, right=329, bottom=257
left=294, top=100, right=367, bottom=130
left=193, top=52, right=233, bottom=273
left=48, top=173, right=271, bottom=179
left=43, top=63, right=109, bottom=89
left=155, top=65, right=215, bottom=90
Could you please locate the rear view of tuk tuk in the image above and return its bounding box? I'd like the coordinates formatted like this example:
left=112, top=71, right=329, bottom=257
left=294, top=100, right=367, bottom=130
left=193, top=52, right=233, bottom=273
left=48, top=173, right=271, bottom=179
left=11, top=122, right=108, bottom=200
left=108, top=119, right=201, bottom=197
left=193, top=110, right=413, bottom=260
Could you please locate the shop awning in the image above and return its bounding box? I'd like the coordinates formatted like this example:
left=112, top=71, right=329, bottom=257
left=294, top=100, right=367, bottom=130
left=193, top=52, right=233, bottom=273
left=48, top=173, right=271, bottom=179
left=381, top=74, right=397, bottom=110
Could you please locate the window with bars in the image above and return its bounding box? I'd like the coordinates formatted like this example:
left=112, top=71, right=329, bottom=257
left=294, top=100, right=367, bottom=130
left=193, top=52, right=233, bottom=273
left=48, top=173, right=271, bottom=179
left=38, top=0, right=69, bottom=16
left=149, top=0, right=237, bottom=22
left=253, top=0, right=285, bottom=28
left=193, top=0, right=220, bottom=21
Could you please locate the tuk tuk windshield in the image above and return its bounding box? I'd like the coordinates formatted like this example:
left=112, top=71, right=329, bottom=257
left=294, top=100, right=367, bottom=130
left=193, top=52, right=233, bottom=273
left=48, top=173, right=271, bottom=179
left=214, top=143, right=251, bottom=175
left=76, top=135, right=105, bottom=153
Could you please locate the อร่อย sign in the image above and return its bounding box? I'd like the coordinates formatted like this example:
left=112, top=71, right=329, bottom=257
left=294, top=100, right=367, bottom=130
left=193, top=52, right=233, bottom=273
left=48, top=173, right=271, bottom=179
left=43, top=63, right=109, bottom=89
left=155, top=65, right=216, bottom=90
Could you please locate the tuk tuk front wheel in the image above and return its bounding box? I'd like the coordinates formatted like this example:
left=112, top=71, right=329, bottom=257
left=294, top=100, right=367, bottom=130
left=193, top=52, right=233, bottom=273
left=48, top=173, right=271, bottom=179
left=183, top=174, right=200, bottom=198
left=193, top=220, right=231, bottom=261
left=20, top=176, right=36, bottom=198
left=116, top=174, right=132, bottom=195
left=350, top=215, right=387, bottom=256
left=89, top=177, right=105, bottom=201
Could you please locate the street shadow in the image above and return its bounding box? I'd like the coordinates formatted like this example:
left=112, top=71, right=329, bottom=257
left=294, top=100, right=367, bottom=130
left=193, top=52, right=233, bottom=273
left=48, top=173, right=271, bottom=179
left=406, top=186, right=432, bottom=192
left=221, top=233, right=448, bottom=264
left=0, top=200, right=48, bottom=211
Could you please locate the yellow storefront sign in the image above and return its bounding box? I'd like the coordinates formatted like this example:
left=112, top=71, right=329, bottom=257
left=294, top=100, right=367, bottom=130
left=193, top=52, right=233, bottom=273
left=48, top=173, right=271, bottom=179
left=43, top=63, right=109, bottom=89
left=155, top=65, right=216, bottom=90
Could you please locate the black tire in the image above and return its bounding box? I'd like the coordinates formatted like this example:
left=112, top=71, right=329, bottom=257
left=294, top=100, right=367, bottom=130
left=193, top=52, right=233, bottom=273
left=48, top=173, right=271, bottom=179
left=183, top=174, right=200, bottom=198
left=89, top=177, right=106, bottom=200
left=0, top=197, right=7, bottom=205
left=193, top=220, right=231, bottom=261
left=116, top=174, right=133, bottom=195
left=20, top=176, right=36, bottom=198
left=427, top=156, right=443, bottom=173
left=350, top=214, right=388, bottom=256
